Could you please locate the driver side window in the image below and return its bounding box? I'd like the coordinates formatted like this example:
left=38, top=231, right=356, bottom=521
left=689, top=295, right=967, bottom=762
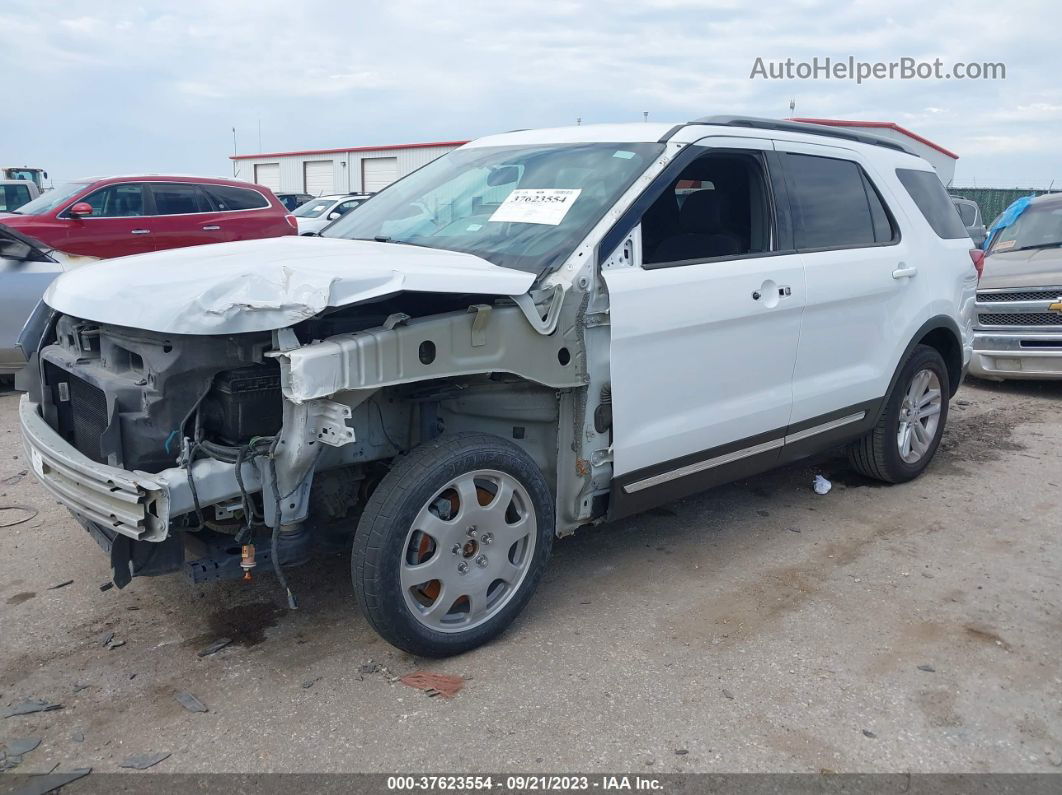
left=75, top=184, right=146, bottom=218
left=642, top=151, right=773, bottom=266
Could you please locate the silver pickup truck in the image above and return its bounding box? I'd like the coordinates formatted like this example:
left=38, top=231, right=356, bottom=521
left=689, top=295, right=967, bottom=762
left=972, top=193, right=1062, bottom=380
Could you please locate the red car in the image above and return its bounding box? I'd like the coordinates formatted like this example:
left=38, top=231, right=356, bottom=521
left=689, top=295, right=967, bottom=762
left=0, top=175, right=296, bottom=259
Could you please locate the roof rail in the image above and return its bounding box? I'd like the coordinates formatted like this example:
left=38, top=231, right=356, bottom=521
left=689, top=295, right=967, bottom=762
left=690, top=115, right=913, bottom=155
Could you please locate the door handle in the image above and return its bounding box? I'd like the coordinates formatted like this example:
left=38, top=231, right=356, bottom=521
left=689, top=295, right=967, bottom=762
left=892, top=264, right=918, bottom=279
left=131, top=229, right=150, bottom=235
left=202, top=225, right=220, bottom=231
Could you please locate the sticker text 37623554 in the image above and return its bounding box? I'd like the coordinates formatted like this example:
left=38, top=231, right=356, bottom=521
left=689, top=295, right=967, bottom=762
left=489, top=189, right=582, bottom=226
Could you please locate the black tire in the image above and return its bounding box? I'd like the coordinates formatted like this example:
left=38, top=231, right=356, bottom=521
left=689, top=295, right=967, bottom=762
left=352, top=433, right=554, bottom=657
left=848, top=344, right=950, bottom=483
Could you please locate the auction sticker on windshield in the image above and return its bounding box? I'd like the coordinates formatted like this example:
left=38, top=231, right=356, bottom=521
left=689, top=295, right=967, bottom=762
left=489, top=188, right=582, bottom=225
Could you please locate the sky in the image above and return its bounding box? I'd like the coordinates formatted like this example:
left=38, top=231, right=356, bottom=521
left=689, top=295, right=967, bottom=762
left=3, top=0, right=1060, bottom=188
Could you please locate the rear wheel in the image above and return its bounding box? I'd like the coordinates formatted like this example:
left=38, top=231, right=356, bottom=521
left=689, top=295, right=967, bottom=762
left=848, top=344, right=950, bottom=483
left=352, top=433, right=554, bottom=656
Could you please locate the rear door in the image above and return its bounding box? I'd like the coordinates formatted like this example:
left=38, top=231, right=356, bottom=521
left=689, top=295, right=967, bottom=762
left=60, top=182, right=154, bottom=258
left=147, top=182, right=222, bottom=250
left=604, top=137, right=806, bottom=511
left=773, top=142, right=914, bottom=432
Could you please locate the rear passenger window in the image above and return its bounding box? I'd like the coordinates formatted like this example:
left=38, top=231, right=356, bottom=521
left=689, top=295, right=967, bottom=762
left=895, top=169, right=969, bottom=239
left=784, top=153, right=896, bottom=250
left=150, top=184, right=211, bottom=215
left=204, top=185, right=270, bottom=211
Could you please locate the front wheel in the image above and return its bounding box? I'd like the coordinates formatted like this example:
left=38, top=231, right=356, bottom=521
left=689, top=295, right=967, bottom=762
left=848, top=344, right=950, bottom=483
left=352, top=433, right=554, bottom=657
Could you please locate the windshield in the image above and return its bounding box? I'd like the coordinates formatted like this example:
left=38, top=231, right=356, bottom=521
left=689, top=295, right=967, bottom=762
left=990, top=201, right=1062, bottom=253
left=11, top=182, right=89, bottom=216
left=293, top=198, right=335, bottom=217
left=322, top=143, right=663, bottom=273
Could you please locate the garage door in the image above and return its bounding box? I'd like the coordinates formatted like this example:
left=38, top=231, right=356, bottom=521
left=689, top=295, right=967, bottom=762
left=303, top=160, right=334, bottom=196
left=254, top=163, right=280, bottom=192
left=361, top=157, right=398, bottom=192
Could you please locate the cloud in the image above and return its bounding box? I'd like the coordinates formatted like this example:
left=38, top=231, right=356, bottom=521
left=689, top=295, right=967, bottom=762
left=2, top=0, right=1060, bottom=186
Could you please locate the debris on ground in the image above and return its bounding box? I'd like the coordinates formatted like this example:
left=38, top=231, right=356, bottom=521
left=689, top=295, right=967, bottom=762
left=99, top=631, right=114, bottom=647
left=357, top=661, right=401, bottom=683
left=398, top=672, right=465, bottom=698
left=0, top=504, right=38, bottom=528
left=119, top=752, right=171, bottom=770
left=1, top=470, right=27, bottom=485
left=174, top=691, right=208, bottom=713
left=722, top=688, right=735, bottom=700
left=0, top=736, right=42, bottom=771
left=72, top=683, right=90, bottom=693
left=47, top=580, right=74, bottom=590
left=99, top=582, right=114, bottom=592
left=917, top=664, right=936, bottom=673
left=196, top=638, right=232, bottom=658
left=301, top=677, right=322, bottom=689
left=3, top=699, right=63, bottom=718
left=107, top=639, right=126, bottom=650
left=71, top=729, right=85, bottom=743
left=862, top=729, right=877, bottom=738
left=16, top=768, right=92, bottom=793
left=674, top=748, right=689, bottom=756
left=813, top=475, right=832, bottom=495
left=787, top=527, right=801, bottom=533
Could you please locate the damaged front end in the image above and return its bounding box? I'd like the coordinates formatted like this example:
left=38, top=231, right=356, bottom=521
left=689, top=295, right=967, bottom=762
left=19, top=285, right=587, bottom=593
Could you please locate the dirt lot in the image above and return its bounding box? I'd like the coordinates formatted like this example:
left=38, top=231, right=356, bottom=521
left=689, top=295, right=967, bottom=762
left=1, top=376, right=1060, bottom=775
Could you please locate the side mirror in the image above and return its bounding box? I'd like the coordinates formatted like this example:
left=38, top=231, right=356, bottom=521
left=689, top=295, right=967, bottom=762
left=68, top=202, right=93, bottom=218
left=327, top=211, right=340, bottom=220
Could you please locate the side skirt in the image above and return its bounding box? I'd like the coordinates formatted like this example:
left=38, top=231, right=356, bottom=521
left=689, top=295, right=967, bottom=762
left=607, top=399, right=883, bottom=521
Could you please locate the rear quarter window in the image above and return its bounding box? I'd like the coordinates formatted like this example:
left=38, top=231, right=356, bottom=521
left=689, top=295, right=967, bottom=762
left=896, top=169, right=969, bottom=239
left=203, top=185, right=270, bottom=211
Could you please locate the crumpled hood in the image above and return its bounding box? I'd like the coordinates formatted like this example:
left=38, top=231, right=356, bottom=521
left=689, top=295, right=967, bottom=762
left=981, top=247, right=1062, bottom=290
left=43, top=237, right=535, bottom=335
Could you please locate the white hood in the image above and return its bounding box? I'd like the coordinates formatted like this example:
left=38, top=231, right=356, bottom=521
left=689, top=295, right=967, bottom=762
left=43, top=237, right=535, bottom=335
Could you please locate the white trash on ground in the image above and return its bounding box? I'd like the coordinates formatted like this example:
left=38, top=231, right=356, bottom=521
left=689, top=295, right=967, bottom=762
left=813, top=475, right=832, bottom=495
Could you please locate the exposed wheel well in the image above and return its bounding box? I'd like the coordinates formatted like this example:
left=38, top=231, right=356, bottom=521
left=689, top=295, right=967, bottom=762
left=917, top=326, right=963, bottom=396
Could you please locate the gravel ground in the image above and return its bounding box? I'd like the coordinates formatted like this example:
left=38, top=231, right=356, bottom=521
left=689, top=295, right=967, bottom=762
left=1, top=376, right=1060, bottom=774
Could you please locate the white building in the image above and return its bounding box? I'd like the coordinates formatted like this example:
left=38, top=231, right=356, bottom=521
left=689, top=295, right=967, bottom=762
left=230, top=139, right=468, bottom=196
left=791, top=118, right=958, bottom=185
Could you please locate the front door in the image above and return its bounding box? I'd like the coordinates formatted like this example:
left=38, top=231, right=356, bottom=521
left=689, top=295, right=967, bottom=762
left=60, top=183, right=155, bottom=258
left=604, top=138, right=806, bottom=513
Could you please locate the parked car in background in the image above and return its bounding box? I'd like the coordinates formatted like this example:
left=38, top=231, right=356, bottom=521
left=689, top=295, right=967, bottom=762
left=971, top=192, right=1062, bottom=380
left=0, top=176, right=296, bottom=259
left=0, top=179, right=39, bottom=212
left=275, top=192, right=313, bottom=211
left=292, top=193, right=370, bottom=235
left=19, top=117, right=976, bottom=657
left=951, top=196, right=986, bottom=247
left=0, top=226, right=95, bottom=376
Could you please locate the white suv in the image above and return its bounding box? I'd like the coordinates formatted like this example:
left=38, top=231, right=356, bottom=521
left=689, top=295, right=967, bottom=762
left=19, top=117, right=978, bottom=656
left=292, top=193, right=370, bottom=235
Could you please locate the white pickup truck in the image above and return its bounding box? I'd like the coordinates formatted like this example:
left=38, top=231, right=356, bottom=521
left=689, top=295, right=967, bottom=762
left=0, top=178, right=40, bottom=212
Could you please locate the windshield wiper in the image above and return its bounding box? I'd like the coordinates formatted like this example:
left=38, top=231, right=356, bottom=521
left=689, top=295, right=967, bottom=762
left=1013, top=241, right=1062, bottom=252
